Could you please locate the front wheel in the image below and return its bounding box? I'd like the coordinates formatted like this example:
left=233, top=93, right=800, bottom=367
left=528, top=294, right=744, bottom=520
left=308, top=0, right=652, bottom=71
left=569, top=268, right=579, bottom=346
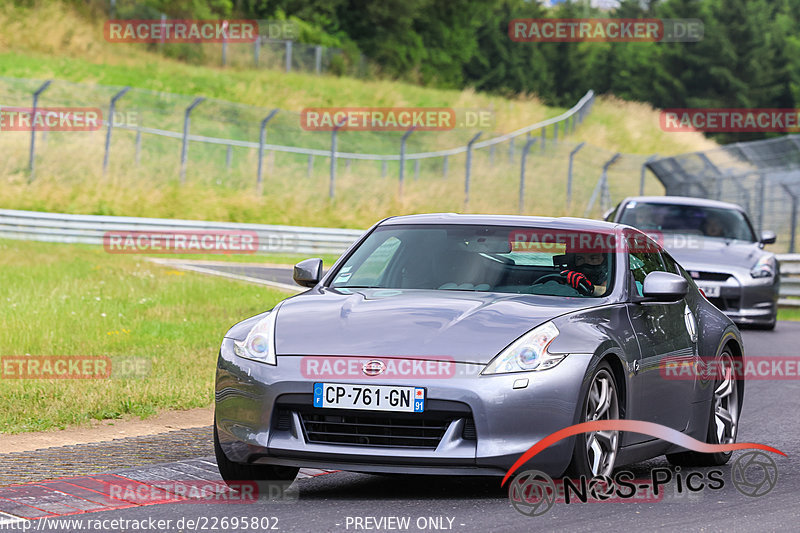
left=667, top=350, right=740, bottom=466
left=566, top=362, right=620, bottom=478
left=214, top=421, right=299, bottom=493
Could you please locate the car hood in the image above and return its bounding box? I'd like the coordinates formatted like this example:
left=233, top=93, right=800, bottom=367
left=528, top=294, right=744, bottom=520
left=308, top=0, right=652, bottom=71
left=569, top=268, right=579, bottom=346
left=661, top=235, right=763, bottom=271
left=274, top=288, right=594, bottom=363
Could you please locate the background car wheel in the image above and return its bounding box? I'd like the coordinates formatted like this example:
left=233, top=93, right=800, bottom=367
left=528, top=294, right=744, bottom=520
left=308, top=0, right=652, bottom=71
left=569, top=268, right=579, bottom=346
left=214, top=421, right=299, bottom=494
left=667, top=349, right=740, bottom=467
left=566, top=361, right=620, bottom=479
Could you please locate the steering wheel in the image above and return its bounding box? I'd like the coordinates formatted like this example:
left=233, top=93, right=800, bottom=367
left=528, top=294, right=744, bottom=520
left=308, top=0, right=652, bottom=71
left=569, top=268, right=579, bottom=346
left=532, top=273, right=566, bottom=285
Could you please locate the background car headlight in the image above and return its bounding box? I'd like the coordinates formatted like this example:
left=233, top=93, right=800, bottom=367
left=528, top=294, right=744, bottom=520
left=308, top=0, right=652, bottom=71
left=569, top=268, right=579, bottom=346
left=233, top=308, right=279, bottom=365
left=750, top=255, right=776, bottom=279
left=482, top=322, right=565, bottom=375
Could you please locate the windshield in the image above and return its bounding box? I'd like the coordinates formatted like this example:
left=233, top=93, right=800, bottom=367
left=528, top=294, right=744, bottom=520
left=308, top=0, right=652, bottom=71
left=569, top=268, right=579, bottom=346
left=619, top=202, right=756, bottom=242
left=329, top=224, right=614, bottom=297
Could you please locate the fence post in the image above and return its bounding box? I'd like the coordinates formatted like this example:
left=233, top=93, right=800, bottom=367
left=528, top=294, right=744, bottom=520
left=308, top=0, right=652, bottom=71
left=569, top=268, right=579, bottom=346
left=757, top=172, right=766, bottom=234
left=254, top=36, right=261, bottom=67
left=179, top=97, right=205, bottom=183
left=381, top=160, right=387, bottom=178
left=464, top=132, right=483, bottom=207
left=226, top=145, right=232, bottom=170
left=103, top=86, right=130, bottom=175
left=257, top=109, right=280, bottom=187
left=442, top=155, right=448, bottom=178
left=782, top=184, right=798, bottom=253
left=308, top=154, right=314, bottom=177
left=315, top=46, right=322, bottom=74
left=584, top=153, right=621, bottom=217
left=508, top=137, right=515, bottom=164
left=566, top=142, right=585, bottom=209
left=639, top=155, right=657, bottom=196
left=553, top=122, right=558, bottom=144
left=135, top=128, right=142, bottom=166
left=221, top=21, right=228, bottom=67
left=285, top=40, right=293, bottom=72
left=399, top=127, right=415, bottom=197
left=159, top=14, right=166, bottom=54
left=540, top=128, right=546, bottom=153
left=519, top=137, right=537, bottom=214
left=28, top=79, right=52, bottom=183
left=329, top=117, right=346, bottom=199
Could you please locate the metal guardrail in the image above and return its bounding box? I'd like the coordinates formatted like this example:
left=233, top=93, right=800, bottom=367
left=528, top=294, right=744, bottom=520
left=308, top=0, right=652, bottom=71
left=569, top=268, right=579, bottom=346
left=0, top=209, right=363, bottom=256
left=1, top=208, right=799, bottom=305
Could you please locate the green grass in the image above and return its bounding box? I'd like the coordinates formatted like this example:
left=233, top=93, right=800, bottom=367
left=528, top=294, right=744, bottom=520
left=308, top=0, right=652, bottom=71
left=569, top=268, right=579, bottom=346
left=0, top=238, right=290, bottom=434
left=778, top=307, right=800, bottom=321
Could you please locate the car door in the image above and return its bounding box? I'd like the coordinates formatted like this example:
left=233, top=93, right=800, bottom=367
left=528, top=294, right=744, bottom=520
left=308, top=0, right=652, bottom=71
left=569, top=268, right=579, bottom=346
left=626, top=247, right=697, bottom=433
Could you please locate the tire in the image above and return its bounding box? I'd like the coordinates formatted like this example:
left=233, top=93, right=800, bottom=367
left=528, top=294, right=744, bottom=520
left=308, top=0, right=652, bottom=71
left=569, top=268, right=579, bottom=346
left=214, top=421, right=299, bottom=495
left=566, top=361, right=620, bottom=479
left=667, top=349, right=740, bottom=467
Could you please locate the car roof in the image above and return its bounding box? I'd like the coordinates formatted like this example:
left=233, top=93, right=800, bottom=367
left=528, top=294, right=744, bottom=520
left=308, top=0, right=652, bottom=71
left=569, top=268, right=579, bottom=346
left=378, top=213, right=625, bottom=232
left=619, top=196, right=746, bottom=212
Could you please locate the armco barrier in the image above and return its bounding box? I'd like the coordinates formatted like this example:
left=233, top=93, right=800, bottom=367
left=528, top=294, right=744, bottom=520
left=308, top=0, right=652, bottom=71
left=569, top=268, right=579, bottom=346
left=1, top=208, right=798, bottom=305
left=0, top=209, right=363, bottom=256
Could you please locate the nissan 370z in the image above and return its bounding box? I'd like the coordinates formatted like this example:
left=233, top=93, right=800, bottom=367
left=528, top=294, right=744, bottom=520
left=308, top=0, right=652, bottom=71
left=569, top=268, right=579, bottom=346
left=214, top=214, right=744, bottom=486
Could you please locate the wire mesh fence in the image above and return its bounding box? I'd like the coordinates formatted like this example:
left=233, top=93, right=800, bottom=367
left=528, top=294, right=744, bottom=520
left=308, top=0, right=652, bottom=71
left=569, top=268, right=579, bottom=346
left=647, top=136, right=800, bottom=253
left=0, top=75, right=666, bottom=225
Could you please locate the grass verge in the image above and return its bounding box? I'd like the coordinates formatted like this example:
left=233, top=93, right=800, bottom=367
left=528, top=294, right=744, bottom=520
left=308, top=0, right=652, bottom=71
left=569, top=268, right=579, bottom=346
left=0, top=239, right=290, bottom=434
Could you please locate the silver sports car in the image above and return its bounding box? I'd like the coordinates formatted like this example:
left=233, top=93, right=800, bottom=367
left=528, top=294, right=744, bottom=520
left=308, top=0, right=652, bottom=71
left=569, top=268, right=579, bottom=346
left=214, top=214, right=744, bottom=486
left=605, top=196, right=780, bottom=329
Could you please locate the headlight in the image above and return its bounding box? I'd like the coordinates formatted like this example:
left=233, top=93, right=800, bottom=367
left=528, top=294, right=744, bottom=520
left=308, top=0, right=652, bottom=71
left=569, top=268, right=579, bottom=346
left=233, top=309, right=279, bottom=365
left=482, top=322, right=565, bottom=375
left=750, top=255, right=776, bottom=279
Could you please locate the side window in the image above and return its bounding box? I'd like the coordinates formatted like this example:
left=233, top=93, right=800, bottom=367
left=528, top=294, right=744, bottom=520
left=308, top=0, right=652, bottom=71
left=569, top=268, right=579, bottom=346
left=336, top=236, right=401, bottom=286
left=660, top=252, right=681, bottom=275
left=628, top=251, right=666, bottom=297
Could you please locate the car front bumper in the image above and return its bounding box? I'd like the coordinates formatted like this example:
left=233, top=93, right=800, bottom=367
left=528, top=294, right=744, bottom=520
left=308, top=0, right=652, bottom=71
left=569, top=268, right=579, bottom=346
left=688, top=268, right=778, bottom=326
left=215, top=338, right=593, bottom=477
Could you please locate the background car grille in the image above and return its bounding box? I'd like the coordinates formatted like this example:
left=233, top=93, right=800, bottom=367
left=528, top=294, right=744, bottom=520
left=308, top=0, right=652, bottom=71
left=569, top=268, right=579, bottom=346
left=707, top=296, right=740, bottom=312
left=690, top=271, right=732, bottom=282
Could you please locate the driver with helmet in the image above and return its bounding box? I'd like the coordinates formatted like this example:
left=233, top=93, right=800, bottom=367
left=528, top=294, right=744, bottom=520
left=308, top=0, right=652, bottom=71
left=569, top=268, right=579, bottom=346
left=559, top=250, right=609, bottom=297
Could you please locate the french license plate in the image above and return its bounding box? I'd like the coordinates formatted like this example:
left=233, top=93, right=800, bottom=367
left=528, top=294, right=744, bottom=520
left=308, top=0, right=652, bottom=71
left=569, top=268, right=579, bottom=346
left=313, top=383, right=425, bottom=413
left=696, top=282, right=721, bottom=298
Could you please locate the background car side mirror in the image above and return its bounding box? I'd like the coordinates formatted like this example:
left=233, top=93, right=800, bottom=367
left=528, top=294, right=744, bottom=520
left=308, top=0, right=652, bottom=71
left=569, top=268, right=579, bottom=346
left=293, top=258, right=323, bottom=288
left=760, top=230, right=777, bottom=245
left=641, top=271, right=688, bottom=302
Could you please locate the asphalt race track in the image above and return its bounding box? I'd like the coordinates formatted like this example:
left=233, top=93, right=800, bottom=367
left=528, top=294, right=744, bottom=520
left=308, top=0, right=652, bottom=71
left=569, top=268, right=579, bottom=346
left=3, top=263, right=797, bottom=532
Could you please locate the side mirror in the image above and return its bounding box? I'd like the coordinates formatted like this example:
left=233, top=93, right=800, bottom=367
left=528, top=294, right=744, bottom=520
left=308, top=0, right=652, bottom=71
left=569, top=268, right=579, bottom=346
left=293, top=258, right=323, bottom=288
left=642, top=271, right=688, bottom=302
left=760, top=230, right=777, bottom=245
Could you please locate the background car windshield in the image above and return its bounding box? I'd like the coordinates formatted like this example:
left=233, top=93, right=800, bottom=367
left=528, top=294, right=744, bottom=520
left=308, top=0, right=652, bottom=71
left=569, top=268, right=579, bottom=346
left=329, top=225, right=613, bottom=297
left=619, top=202, right=756, bottom=242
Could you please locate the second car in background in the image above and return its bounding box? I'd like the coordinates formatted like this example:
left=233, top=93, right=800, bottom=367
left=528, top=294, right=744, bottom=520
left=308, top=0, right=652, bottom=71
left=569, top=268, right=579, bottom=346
left=606, top=196, right=779, bottom=329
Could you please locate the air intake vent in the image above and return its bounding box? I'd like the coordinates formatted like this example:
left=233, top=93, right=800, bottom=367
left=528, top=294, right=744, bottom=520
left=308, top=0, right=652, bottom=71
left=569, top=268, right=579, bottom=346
left=274, top=409, right=292, bottom=430
left=462, top=419, right=477, bottom=440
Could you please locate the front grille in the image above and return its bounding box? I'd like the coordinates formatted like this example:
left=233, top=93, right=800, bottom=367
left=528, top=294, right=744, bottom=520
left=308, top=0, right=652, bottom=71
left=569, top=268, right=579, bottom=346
left=297, top=409, right=469, bottom=449
left=690, top=271, right=732, bottom=282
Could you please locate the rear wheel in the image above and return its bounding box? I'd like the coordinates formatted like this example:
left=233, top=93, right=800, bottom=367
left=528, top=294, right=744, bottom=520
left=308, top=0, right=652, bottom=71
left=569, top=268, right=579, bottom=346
left=667, top=349, right=740, bottom=466
left=214, top=421, right=298, bottom=494
left=567, top=362, right=620, bottom=478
